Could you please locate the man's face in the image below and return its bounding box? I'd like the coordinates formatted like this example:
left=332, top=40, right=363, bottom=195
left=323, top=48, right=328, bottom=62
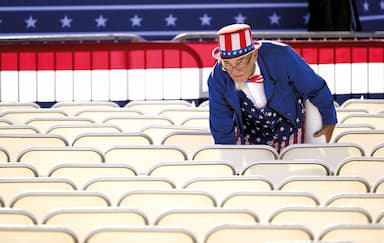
left=221, top=51, right=257, bottom=84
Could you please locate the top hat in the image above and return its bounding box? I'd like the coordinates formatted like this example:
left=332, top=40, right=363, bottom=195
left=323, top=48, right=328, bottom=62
left=212, top=23, right=260, bottom=60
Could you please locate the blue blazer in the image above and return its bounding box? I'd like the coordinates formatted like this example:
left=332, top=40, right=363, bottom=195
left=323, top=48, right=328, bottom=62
left=208, top=41, right=337, bottom=144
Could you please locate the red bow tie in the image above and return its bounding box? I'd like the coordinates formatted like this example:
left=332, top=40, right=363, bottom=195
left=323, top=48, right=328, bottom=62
left=248, top=75, right=264, bottom=83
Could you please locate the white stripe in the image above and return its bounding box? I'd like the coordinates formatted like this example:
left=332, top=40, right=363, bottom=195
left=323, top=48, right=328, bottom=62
left=245, top=29, right=252, bottom=46
left=219, top=35, right=226, bottom=50
left=231, top=33, right=240, bottom=50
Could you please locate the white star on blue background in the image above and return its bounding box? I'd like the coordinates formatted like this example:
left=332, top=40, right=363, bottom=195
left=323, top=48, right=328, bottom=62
left=234, top=13, right=247, bottom=24
left=200, top=13, right=212, bottom=26
left=60, top=16, right=72, bottom=28
left=130, top=14, right=143, bottom=27
left=95, top=14, right=107, bottom=27
left=25, top=16, right=37, bottom=29
left=269, top=12, right=281, bottom=25
left=165, top=13, right=177, bottom=27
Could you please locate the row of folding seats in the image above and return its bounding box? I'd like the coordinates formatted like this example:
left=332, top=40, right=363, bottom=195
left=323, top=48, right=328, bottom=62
left=1, top=189, right=384, bottom=242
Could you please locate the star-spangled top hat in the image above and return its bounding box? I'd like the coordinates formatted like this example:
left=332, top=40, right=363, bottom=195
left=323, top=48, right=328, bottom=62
left=212, top=23, right=260, bottom=60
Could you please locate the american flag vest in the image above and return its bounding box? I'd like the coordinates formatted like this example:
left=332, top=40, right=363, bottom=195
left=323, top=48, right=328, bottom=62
left=236, top=90, right=305, bottom=153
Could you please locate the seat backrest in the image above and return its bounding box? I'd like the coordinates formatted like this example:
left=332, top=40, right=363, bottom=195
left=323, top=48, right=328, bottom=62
left=333, top=130, right=384, bottom=156
left=52, top=101, right=119, bottom=116
left=0, top=208, right=37, bottom=225
left=26, top=117, right=94, bottom=133
left=0, top=163, right=38, bottom=177
left=43, top=208, right=148, bottom=242
left=47, top=124, right=122, bottom=144
left=10, top=191, right=111, bottom=223
left=371, top=142, right=384, bottom=157
left=341, top=114, right=384, bottom=129
left=85, top=226, right=197, bottom=243
left=83, top=176, right=175, bottom=206
left=269, top=206, right=371, bottom=237
left=241, top=159, right=330, bottom=187
left=72, top=132, right=153, bottom=152
left=74, top=108, right=143, bottom=123
left=319, top=224, right=384, bottom=243
left=48, top=163, right=137, bottom=188
left=0, top=225, right=79, bottom=243
left=373, top=177, right=384, bottom=193
left=104, top=145, right=187, bottom=174
left=335, top=107, right=369, bottom=121
left=141, top=124, right=208, bottom=145
left=180, top=116, right=209, bottom=128
left=278, top=176, right=370, bottom=204
left=183, top=176, right=273, bottom=205
left=117, top=189, right=216, bottom=224
left=0, top=109, right=67, bottom=125
left=17, top=147, right=105, bottom=176
left=148, top=161, right=236, bottom=187
left=336, top=157, right=384, bottom=188
left=0, top=102, right=39, bottom=111
left=192, top=145, right=278, bottom=174
left=103, top=115, right=173, bottom=132
left=325, top=193, right=384, bottom=220
left=124, top=100, right=193, bottom=115
left=340, top=98, right=384, bottom=113
left=331, top=123, right=374, bottom=142
left=158, top=107, right=209, bottom=125
left=221, top=191, right=319, bottom=223
left=0, top=177, right=76, bottom=207
left=0, top=125, right=38, bottom=134
left=204, top=224, right=314, bottom=243
left=155, top=208, right=259, bottom=243
left=0, top=134, right=68, bottom=161
left=279, top=143, right=365, bottom=174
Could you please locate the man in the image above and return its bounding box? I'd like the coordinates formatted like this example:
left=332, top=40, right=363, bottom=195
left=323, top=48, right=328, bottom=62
left=208, top=23, right=337, bottom=153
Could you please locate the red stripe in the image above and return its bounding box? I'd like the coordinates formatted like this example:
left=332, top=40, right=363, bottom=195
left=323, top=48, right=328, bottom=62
left=19, top=52, right=36, bottom=70
left=56, top=51, right=72, bottom=70
left=38, top=52, right=54, bottom=70
left=224, top=34, right=232, bottom=51
left=239, top=30, right=247, bottom=49
left=293, top=131, right=298, bottom=144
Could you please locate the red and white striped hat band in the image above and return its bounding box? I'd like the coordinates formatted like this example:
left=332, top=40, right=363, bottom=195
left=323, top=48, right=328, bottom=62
left=212, top=24, right=260, bottom=59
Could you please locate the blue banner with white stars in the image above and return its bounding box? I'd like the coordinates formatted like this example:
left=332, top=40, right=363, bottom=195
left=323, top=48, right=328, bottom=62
left=0, top=0, right=382, bottom=40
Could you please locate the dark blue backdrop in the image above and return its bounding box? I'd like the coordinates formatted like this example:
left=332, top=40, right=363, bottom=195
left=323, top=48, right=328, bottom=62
left=0, top=0, right=382, bottom=40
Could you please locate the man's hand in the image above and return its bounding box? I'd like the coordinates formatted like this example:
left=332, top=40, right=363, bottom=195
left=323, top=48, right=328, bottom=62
left=314, top=124, right=336, bottom=142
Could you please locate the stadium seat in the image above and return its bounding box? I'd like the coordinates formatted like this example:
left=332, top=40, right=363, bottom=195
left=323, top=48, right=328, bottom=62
left=340, top=114, right=384, bottom=129
left=161, top=130, right=214, bottom=159
left=333, top=130, right=384, bottom=156
left=124, top=100, right=193, bottom=115
left=0, top=225, right=79, bottom=243
left=372, top=177, right=384, bottom=193
left=158, top=107, right=209, bottom=125
left=10, top=191, right=111, bottom=223
left=221, top=191, right=319, bottom=223
left=241, top=159, right=331, bottom=187
left=155, top=208, right=259, bottom=243
left=103, top=115, right=174, bottom=132
left=84, top=225, right=197, bottom=243
left=325, top=193, right=384, bottom=220
left=0, top=163, right=38, bottom=177
left=0, top=118, right=12, bottom=126
left=47, top=124, right=122, bottom=144
left=0, top=177, right=76, bottom=207
left=104, top=145, right=188, bottom=175
left=83, top=176, right=176, bottom=206
left=331, top=123, right=375, bottom=142
left=279, top=143, right=365, bottom=174
left=370, top=142, right=384, bottom=157
left=335, top=157, right=384, bottom=188
left=192, top=145, right=278, bottom=174
left=43, top=208, right=148, bottom=242
left=52, top=101, right=119, bottom=116
left=147, top=160, right=236, bottom=188
left=319, top=224, right=384, bottom=243
left=180, top=116, right=209, bottom=128
left=48, top=163, right=137, bottom=189
left=278, top=176, right=370, bottom=203
left=117, top=189, right=217, bottom=224
left=340, top=98, right=384, bottom=113
left=204, top=224, right=314, bottom=243
left=268, top=206, right=371, bottom=237
left=74, top=108, right=143, bottom=123
left=0, top=147, right=10, bottom=163
left=0, top=109, right=67, bottom=125
left=0, top=208, right=37, bottom=225
left=0, top=102, right=40, bottom=111
left=335, top=107, right=369, bottom=121
left=72, top=132, right=153, bottom=152
left=141, top=124, right=208, bottom=144
left=0, top=125, right=38, bottom=134
left=183, top=176, right=273, bottom=204
left=26, top=117, right=94, bottom=133
left=17, top=146, right=105, bottom=176
left=0, top=134, right=68, bottom=161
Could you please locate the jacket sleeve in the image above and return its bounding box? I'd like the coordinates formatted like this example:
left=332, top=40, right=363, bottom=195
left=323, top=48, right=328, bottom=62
left=208, top=64, right=238, bottom=144
left=285, top=46, right=338, bottom=125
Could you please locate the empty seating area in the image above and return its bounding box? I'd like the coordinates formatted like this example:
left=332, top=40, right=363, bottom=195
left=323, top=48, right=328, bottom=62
left=1, top=98, right=384, bottom=243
